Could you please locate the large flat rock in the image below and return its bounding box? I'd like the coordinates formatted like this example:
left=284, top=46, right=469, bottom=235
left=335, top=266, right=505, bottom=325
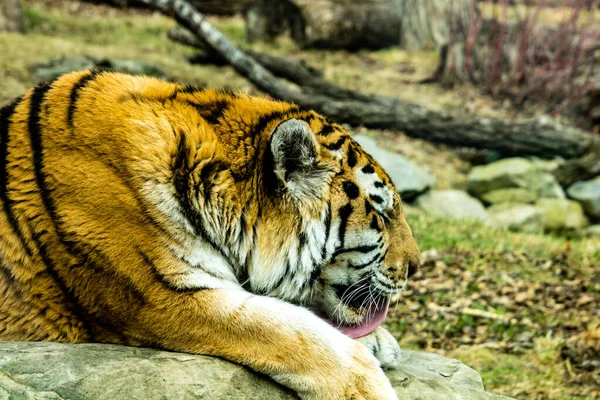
left=415, top=190, right=493, bottom=225
left=0, top=342, right=512, bottom=400
left=352, top=134, right=436, bottom=199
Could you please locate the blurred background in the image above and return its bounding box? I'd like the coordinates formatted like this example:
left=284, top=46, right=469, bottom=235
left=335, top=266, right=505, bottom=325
left=0, top=0, right=598, bottom=398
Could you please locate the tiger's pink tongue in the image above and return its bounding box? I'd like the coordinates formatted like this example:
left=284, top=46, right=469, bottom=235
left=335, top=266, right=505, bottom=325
left=324, top=297, right=390, bottom=339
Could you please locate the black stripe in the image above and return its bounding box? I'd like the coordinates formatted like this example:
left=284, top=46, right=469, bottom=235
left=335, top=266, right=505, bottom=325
left=319, top=124, right=335, bottom=136
left=178, top=84, right=204, bottom=95
left=323, top=136, right=348, bottom=151
left=370, top=214, right=380, bottom=230
left=332, top=244, right=379, bottom=258
left=362, top=165, right=375, bottom=174
left=307, top=203, right=331, bottom=284
left=378, top=249, right=389, bottom=264
left=270, top=260, right=293, bottom=291
left=139, top=251, right=205, bottom=293
left=319, top=202, right=332, bottom=262
left=370, top=194, right=384, bottom=204
left=29, top=83, right=59, bottom=221
left=172, top=131, right=190, bottom=172
left=65, top=238, right=146, bottom=304
left=200, top=159, right=230, bottom=200
left=67, top=70, right=101, bottom=127
left=347, top=144, right=357, bottom=168
left=349, top=253, right=380, bottom=270
left=364, top=198, right=374, bottom=215
left=343, top=180, right=359, bottom=199
left=337, top=203, right=353, bottom=248
left=254, top=108, right=299, bottom=138
left=0, top=97, right=33, bottom=256
left=188, top=99, right=229, bottom=125
left=172, top=140, right=232, bottom=264
left=27, top=80, right=95, bottom=339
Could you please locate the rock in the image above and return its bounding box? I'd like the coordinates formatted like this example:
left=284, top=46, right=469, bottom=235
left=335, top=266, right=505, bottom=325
left=567, top=180, right=600, bottom=220
left=480, top=188, right=538, bottom=205
left=529, top=157, right=565, bottom=174
left=0, top=342, right=512, bottom=400
left=582, top=225, right=600, bottom=238
left=536, top=198, right=589, bottom=231
left=29, top=56, right=168, bottom=81
left=353, top=134, right=436, bottom=199
left=487, top=203, right=546, bottom=233
left=467, top=158, right=564, bottom=200
left=415, top=190, right=492, bottom=225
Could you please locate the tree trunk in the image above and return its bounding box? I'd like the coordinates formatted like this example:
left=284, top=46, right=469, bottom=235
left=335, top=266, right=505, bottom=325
left=246, top=0, right=404, bottom=50
left=399, top=0, right=473, bottom=50
left=186, top=0, right=254, bottom=15
left=0, top=0, right=25, bottom=33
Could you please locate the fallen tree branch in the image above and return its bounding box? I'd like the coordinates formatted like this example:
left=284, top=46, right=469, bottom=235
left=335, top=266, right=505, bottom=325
left=139, top=0, right=600, bottom=161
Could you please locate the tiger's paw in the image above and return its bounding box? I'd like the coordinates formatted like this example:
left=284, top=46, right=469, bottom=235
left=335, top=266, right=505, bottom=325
left=356, top=326, right=402, bottom=370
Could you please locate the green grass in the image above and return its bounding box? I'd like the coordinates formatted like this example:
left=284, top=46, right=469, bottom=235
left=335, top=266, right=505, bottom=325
left=391, top=213, right=600, bottom=399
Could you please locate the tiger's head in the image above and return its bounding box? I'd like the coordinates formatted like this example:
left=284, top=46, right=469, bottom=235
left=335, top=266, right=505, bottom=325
left=244, top=116, right=421, bottom=338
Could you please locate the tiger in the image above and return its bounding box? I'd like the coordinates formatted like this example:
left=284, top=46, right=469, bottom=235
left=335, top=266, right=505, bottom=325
left=0, top=70, right=421, bottom=400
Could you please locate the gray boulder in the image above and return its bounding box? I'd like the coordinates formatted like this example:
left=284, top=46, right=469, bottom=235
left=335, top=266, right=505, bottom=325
left=353, top=134, right=436, bottom=198
left=582, top=225, right=600, bottom=238
left=536, top=198, right=589, bottom=231
left=0, top=342, right=512, bottom=400
left=567, top=180, right=600, bottom=220
left=415, top=190, right=492, bottom=225
left=30, top=56, right=168, bottom=81
left=467, top=158, right=564, bottom=200
left=487, top=203, right=546, bottom=233
left=480, top=188, right=538, bottom=205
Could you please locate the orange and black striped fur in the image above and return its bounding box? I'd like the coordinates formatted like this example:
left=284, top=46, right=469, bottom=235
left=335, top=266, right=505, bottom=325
left=0, top=71, right=420, bottom=400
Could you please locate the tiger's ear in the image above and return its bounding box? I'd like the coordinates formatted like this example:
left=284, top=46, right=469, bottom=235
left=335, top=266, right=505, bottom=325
left=269, top=118, right=332, bottom=201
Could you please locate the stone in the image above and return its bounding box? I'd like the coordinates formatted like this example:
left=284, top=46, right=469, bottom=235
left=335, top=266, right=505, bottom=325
left=567, top=180, right=600, bottom=220
left=353, top=134, right=436, bottom=199
left=536, top=198, right=589, bottom=231
left=0, top=342, right=512, bottom=400
left=528, top=157, right=565, bottom=174
left=487, top=203, right=546, bottom=233
left=480, top=188, right=538, bottom=205
left=467, top=158, right=564, bottom=199
left=29, top=56, right=168, bottom=81
left=582, top=225, right=600, bottom=238
left=415, top=190, right=492, bottom=225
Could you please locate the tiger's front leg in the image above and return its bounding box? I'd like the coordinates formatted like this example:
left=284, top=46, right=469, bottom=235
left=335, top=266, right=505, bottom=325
left=129, top=289, right=397, bottom=400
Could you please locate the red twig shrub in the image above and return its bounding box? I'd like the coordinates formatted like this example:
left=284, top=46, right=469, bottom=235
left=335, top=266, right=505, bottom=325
left=441, top=0, right=599, bottom=130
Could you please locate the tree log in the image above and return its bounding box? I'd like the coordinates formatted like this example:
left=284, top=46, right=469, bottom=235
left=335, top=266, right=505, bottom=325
left=0, top=0, right=25, bottom=33
left=83, top=0, right=254, bottom=14
left=155, top=6, right=600, bottom=161
left=399, top=0, right=474, bottom=50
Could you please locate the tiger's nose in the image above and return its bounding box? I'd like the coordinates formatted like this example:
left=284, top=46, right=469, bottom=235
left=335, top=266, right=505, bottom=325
left=407, top=260, right=419, bottom=278
left=382, top=260, right=420, bottom=282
